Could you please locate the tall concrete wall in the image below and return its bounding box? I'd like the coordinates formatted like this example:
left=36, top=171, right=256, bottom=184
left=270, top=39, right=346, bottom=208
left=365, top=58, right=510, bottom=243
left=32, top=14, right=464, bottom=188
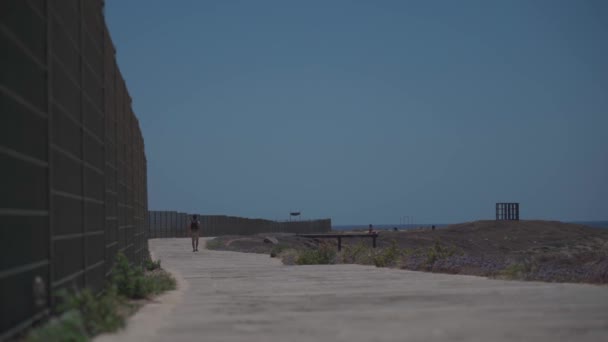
left=148, top=211, right=331, bottom=238
left=0, top=1, right=147, bottom=337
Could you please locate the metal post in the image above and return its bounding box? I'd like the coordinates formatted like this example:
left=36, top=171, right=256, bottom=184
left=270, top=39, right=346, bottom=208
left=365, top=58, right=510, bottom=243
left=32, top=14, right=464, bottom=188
left=46, top=0, right=54, bottom=307
left=79, top=0, right=88, bottom=286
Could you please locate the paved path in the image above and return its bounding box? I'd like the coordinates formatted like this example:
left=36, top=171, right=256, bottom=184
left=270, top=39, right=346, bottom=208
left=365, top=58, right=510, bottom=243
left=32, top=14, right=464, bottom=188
left=97, top=238, right=608, bottom=342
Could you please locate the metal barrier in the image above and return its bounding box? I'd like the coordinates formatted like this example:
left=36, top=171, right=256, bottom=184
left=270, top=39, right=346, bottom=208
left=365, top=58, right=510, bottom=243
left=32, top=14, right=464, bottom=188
left=0, top=1, right=147, bottom=337
left=148, top=211, right=331, bottom=238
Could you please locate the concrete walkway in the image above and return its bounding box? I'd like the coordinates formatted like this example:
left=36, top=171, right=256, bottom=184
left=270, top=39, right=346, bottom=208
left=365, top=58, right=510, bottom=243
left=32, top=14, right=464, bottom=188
left=97, top=238, right=608, bottom=342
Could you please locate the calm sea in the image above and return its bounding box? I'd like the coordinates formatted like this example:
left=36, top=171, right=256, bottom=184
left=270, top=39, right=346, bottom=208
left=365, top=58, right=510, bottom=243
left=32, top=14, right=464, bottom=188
left=333, top=221, right=608, bottom=231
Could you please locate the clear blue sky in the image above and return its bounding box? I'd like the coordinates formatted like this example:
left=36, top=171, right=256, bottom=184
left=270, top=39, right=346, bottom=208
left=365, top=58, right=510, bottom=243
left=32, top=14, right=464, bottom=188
left=105, top=0, right=607, bottom=225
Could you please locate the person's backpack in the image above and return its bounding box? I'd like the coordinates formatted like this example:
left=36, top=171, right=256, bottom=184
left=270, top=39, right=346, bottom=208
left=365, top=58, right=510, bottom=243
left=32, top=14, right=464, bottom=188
left=190, top=220, right=199, bottom=229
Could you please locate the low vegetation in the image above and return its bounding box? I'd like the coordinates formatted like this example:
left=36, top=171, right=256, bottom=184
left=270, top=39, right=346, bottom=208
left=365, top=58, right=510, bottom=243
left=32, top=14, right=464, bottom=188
left=23, top=252, right=176, bottom=342
left=269, top=244, right=290, bottom=258
left=206, top=221, right=608, bottom=284
left=499, top=263, right=531, bottom=280
left=205, top=239, right=222, bottom=250
left=338, top=241, right=372, bottom=264
left=277, top=239, right=462, bottom=272
left=277, top=240, right=608, bottom=284
left=24, top=311, right=87, bottom=342
left=496, top=250, right=608, bottom=283
left=144, top=257, right=162, bottom=271
left=373, top=240, right=403, bottom=267
left=112, top=253, right=175, bottom=299
left=295, top=244, right=337, bottom=265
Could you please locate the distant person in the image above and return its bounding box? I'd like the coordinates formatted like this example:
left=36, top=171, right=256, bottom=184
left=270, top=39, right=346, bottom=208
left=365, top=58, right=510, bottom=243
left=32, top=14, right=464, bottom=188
left=432, top=225, right=436, bottom=231
left=190, top=215, right=201, bottom=252
left=368, top=224, right=374, bottom=234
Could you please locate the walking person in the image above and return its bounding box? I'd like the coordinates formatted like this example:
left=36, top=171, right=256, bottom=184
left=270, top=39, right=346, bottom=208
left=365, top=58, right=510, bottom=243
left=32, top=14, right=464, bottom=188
left=189, top=215, right=201, bottom=252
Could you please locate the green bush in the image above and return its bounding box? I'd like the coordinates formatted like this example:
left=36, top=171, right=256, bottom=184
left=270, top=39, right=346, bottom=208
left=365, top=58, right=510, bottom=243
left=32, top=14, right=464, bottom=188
left=296, top=244, right=336, bottom=265
left=499, top=263, right=532, bottom=280
left=25, top=310, right=88, bottom=342
left=373, top=240, right=401, bottom=268
left=112, top=252, right=151, bottom=299
left=25, top=252, right=176, bottom=341
left=339, top=242, right=373, bottom=265
left=145, top=258, right=161, bottom=271
left=337, top=240, right=404, bottom=268
left=206, top=239, right=222, bottom=250
left=146, top=270, right=177, bottom=294
left=424, top=241, right=458, bottom=266
left=112, top=252, right=176, bottom=298
left=402, top=248, right=415, bottom=256
left=56, top=287, right=125, bottom=336
left=279, top=248, right=299, bottom=265
left=270, top=245, right=288, bottom=258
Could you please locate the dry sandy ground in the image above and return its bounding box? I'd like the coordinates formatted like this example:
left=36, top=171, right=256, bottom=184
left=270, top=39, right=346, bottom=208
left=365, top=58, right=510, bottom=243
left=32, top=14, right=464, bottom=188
left=96, top=238, right=608, bottom=342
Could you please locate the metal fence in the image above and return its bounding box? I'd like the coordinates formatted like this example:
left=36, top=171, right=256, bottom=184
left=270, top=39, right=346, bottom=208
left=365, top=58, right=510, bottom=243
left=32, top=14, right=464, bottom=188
left=496, top=203, right=520, bottom=221
left=148, top=211, right=332, bottom=238
left=0, top=0, right=148, bottom=337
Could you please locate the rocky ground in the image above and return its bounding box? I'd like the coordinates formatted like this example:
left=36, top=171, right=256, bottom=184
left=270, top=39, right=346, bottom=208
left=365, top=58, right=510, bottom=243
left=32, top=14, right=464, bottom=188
left=207, top=220, right=608, bottom=284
